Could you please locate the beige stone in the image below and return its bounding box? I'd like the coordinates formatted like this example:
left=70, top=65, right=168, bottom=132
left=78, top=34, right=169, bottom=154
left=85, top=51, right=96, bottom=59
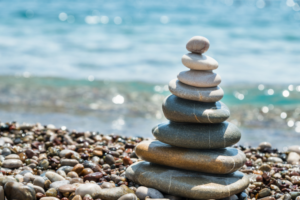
left=169, top=79, right=223, bottom=102
left=182, top=53, right=218, bottom=70
left=126, top=161, right=249, bottom=200
left=186, top=36, right=210, bottom=54
left=135, top=140, right=246, bottom=174
left=177, top=70, right=221, bottom=87
left=287, top=152, right=300, bottom=165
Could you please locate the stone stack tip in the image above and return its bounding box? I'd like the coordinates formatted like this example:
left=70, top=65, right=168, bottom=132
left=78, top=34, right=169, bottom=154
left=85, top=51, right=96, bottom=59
left=126, top=36, right=249, bottom=199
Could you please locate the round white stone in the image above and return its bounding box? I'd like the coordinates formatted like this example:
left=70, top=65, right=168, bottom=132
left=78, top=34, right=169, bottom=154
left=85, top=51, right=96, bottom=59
left=186, top=36, right=210, bottom=54
left=182, top=53, right=218, bottom=70
left=177, top=70, right=221, bottom=87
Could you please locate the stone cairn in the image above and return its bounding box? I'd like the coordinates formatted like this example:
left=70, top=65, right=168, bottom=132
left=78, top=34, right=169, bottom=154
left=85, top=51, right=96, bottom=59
left=126, top=36, right=249, bottom=199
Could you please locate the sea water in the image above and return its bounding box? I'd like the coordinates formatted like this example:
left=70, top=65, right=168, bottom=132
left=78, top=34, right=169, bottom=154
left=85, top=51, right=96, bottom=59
left=0, top=0, right=300, bottom=149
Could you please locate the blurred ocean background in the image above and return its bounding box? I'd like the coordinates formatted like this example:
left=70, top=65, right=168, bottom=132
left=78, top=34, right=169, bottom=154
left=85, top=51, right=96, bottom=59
left=0, top=0, right=300, bottom=149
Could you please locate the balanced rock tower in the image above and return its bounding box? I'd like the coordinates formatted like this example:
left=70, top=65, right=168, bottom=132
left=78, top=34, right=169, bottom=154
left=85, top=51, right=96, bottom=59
left=126, top=36, right=249, bottom=199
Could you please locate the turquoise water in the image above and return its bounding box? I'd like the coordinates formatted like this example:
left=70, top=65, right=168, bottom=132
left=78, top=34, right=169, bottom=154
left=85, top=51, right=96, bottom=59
left=0, top=0, right=300, bottom=148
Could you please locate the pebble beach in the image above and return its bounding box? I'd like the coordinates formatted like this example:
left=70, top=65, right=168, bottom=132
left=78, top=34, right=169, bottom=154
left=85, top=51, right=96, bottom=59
left=0, top=122, right=299, bottom=200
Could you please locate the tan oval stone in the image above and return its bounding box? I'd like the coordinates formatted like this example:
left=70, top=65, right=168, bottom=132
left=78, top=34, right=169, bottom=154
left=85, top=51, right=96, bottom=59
left=177, top=70, right=221, bottom=87
left=186, top=36, right=210, bottom=54
left=126, top=161, right=249, bottom=200
left=182, top=53, right=218, bottom=70
left=135, top=140, right=246, bottom=174
left=169, top=79, right=223, bottom=102
left=5, top=154, right=20, bottom=160
left=2, top=159, right=22, bottom=169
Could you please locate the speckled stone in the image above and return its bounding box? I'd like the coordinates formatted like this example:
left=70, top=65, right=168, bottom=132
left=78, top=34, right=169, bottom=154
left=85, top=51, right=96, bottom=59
left=152, top=121, right=241, bottom=149
left=126, top=161, right=249, bottom=200
left=135, top=140, right=246, bottom=174
left=162, top=95, right=229, bottom=123
left=169, top=79, right=223, bottom=102
left=178, top=70, right=221, bottom=87
left=181, top=53, right=218, bottom=70
left=2, top=159, right=23, bottom=168
left=186, top=36, right=210, bottom=54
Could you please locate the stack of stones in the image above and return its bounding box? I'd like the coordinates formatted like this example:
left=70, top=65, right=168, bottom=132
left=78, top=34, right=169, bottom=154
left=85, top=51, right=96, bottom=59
left=126, top=36, right=249, bottom=199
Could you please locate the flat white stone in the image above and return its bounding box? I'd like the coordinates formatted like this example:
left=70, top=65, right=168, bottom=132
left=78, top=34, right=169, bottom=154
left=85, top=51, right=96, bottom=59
left=182, top=53, right=218, bottom=70
left=186, top=36, right=210, bottom=54
left=169, top=79, right=223, bottom=102
left=177, top=70, right=221, bottom=87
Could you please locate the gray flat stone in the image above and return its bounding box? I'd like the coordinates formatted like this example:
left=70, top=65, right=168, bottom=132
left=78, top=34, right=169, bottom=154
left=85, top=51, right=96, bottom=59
left=169, top=79, right=223, bottom=102
left=135, top=140, right=246, bottom=174
left=152, top=121, right=241, bottom=149
left=126, top=161, right=249, bottom=200
left=162, top=95, right=230, bottom=123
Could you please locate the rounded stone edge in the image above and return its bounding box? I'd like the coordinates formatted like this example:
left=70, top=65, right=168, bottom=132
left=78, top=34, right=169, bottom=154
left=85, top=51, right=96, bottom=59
left=168, top=79, right=224, bottom=102
left=177, top=70, right=221, bottom=88
left=162, top=95, right=230, bottom=123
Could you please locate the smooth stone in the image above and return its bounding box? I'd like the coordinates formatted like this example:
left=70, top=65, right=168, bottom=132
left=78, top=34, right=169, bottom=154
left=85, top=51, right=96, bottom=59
left=50, top=180, right=70, bottom=190
left=57, top=170, right=66, bottom=178
left=0, top=176, right=16, bottom=186
left=75, top=183, right=101, bottom=198
left=2, top=148, right=11, bottom=157
left=46, top=171, right=65, bottom=182
left=0, top=186, right=4, bottom=200
left=126, top=161, right=249, bottom=200
left=2, top=159, right=23, bottom=168
left=118, top=193, right=139, bottom=200
left=58, top=184, right=77, bottom=193
left=41, top=197, right=60, bottom=200
left=5, top=154, right=20, bottom=160
left=61, top=159, right=79, bottom=166
left=95, top=185, right=134, bottom=200
left=152, top=121, right=241, bottom=149
left=287, top=152, right=300, bottom=165
left=164, top=195, right=182, bottom=200
left=162, top=95, right=229, bottom=123
left=101, top=182, right=115, bottom=189
left=70, top=178, right=84, bottom=184
left=181, top=53, right=218, bottom=70
left=169, top=79, right=223, bottom=102
left=136, top=186, right=164, bottom=200
left=259, top=142, right=272, bottom=150
left=4, top=182, right=36, bottom=200
left=83, top=172, right=103, bottom=182
left=60, top=150, right=80, bottom=158
left=268, top=157, right=283, bottom=163
left=57, top=166, right=74, bottom=174
left=72, top=164, right=84, bottom=174
left=186, top=36, right=210, bottom=54
left=67, top=171, right=79, bottom=178
left=28, top=183, right=45, bottom=194
left=178, top=70, right=221, bottom=87
left=46, top=188, right=57, bottom=197
left=135, top=140, right=246, bottom=174
left=289, top=146, right=300, bottom=154
left=72, top=195, right=82, bottom=200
